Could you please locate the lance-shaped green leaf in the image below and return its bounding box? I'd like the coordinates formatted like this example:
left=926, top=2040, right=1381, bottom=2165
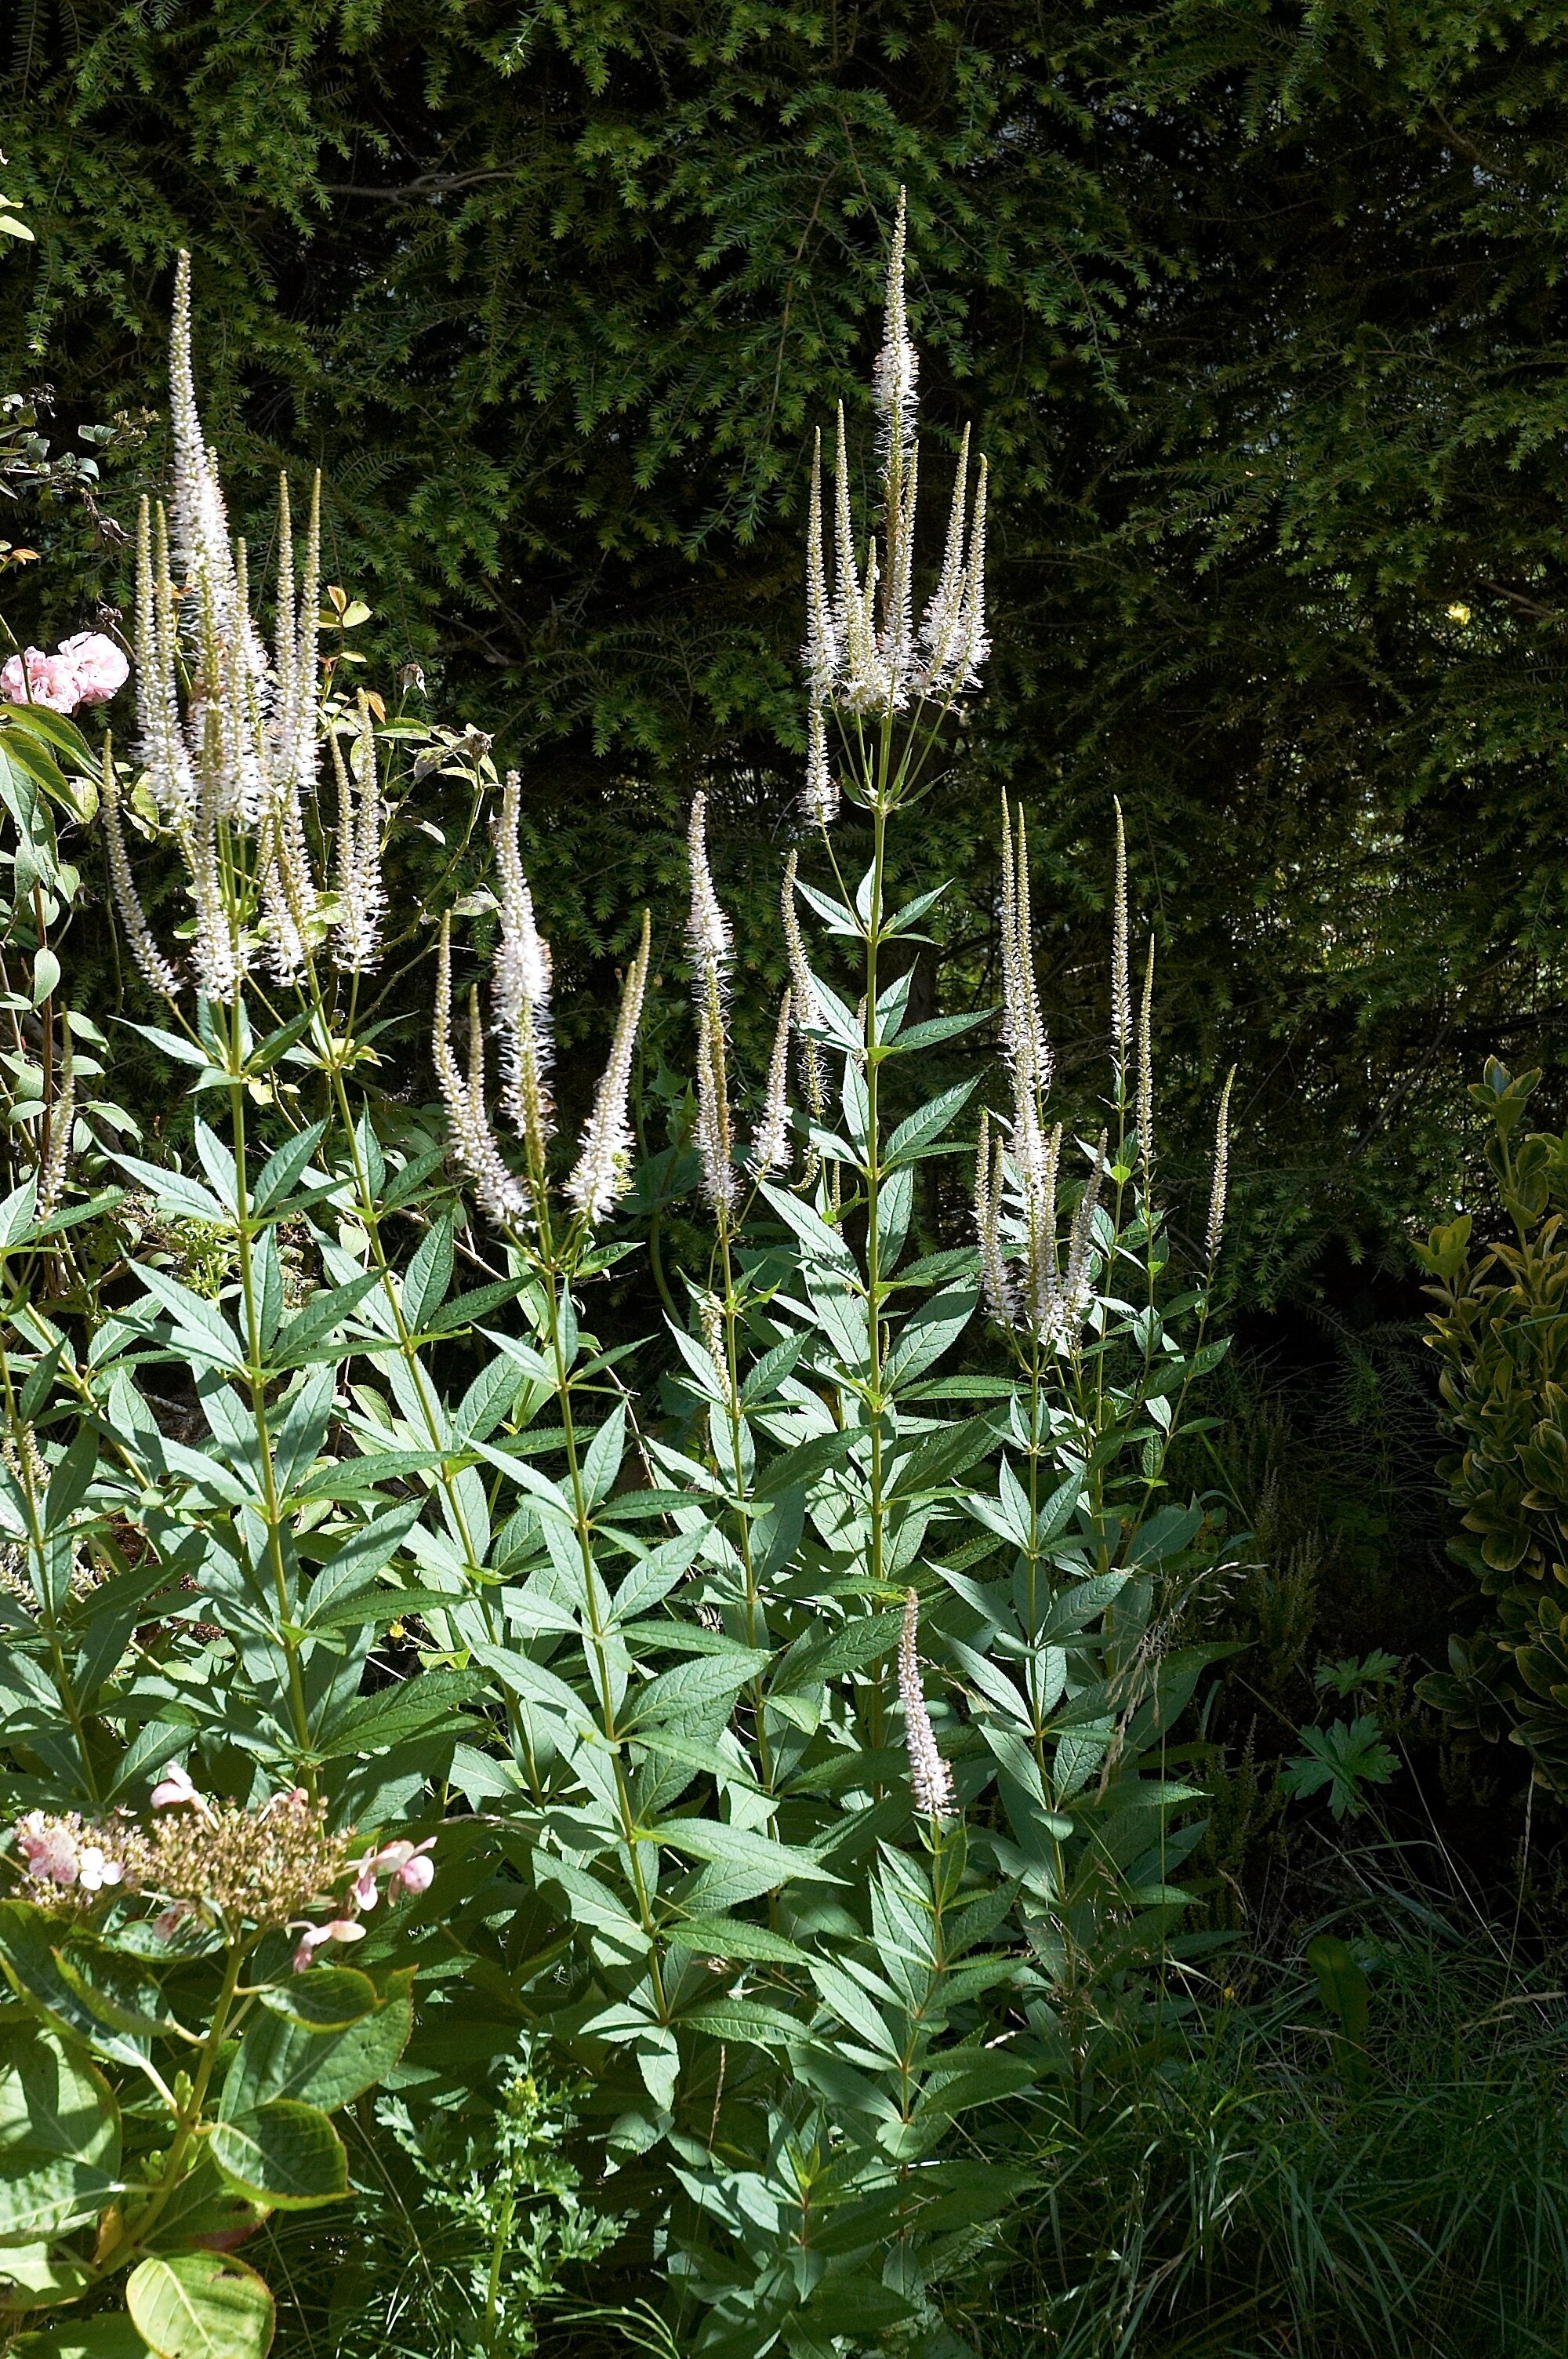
left=630, top=1646, right=771, bottom=1727
left=400, top=1210, right=455, bottom=1331
left=654, top=1818, right=844, bottom=1888
left=314, top=1666, right=482, bottom=1757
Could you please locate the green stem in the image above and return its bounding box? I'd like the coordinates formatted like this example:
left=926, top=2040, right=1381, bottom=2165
left=223, top=1008, right=313, bottom=1773
left=537, top=1238, right=666, bottom=2010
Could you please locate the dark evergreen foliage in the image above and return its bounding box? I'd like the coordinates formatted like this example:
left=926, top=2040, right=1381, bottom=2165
left=6, top=0, right=1568, bottom=1265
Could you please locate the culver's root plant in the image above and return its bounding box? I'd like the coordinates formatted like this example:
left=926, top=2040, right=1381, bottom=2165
left=0, top=198, right=1240, bottom=2359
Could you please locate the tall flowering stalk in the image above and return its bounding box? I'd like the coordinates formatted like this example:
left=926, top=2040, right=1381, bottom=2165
left=802, top=188, right=989, bottom=776
left=898, top=1588, right=955, bottom=1821
left=566, top=914, right=652, bottom=1226
left=118, top=252, right=390, bottom=1001
left=688, top=793, right=735, bottom=1211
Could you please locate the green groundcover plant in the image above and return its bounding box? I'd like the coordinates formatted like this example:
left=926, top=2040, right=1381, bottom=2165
left=0, top=200, right=1241, bottom=2358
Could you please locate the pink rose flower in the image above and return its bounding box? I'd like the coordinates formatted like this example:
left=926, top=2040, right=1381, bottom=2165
left=2, top=632, right=130, bottom=716
left=2, top=647, right=83, bottom=714
left=56, top=632, right=129, bottom=706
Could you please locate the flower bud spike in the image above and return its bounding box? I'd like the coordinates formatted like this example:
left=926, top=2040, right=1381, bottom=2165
left=898, top=1587, right=956, bottom=1821
left=38, top=1013, right=73, bottom=1219
left=804, top=703, right=838, bottom=826
left=782, top=853, right=827, bottom=1118
left=975, top=1108, right=1014, bottom=1325
left=492, top=768, right=554, bottom=1160
left=833, top=402, right=866, bottom=681
left=293, top=472, right=323, bottom=799
left=568, top=910, right=652, bottom=1227
left=752, top=990, right=793, bottom=1173
left=187, top=784, right=244, bottom=1005
left=873, top=189, right=919, bottom=500
left=1025, top=1119, right=1064, bottom=1339
left=688, top=796, right=736, bottom=1209
left=434, top=914, right=529, bottom=1227
left=1111, top=798, right=1131, bottom=1067
left=804, top=429, right=838, bottom=699
left=134, top=498, right=194, bottom=823
left=919, top=424, right=971, bottom=689
left=953, top=453, right=989, bottom=689
left=1138, top=936, right=1156, bottom=1178
left=686, top=793, right=731, bottom=976
left=1062, top=1132, right=1109, bottom=1328
left=1206, top=1067, right=1236, bottom=1274
left=102, top=744, right=181, bottom=999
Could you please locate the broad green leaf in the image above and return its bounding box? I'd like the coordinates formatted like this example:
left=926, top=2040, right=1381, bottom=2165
left=0, top=1903, right=151, bottom=2070
left=757, top=1180, right=855, bottom=1267
left=631, top=1648, right=770, bottom=1726
left=884, top=1285, right=977, bottom=1390
left=128, top=1267, right=245, bottom=1372
left=0, top=2156, right=121, bottom=2242
left=136, top=2153, right=267, bottom=2256
left=220, top=1969, right=413, bottom=2117
left=753, top=1427, right=856, bottom=1502
left=256, top=1967, right=377, bottom=2030
left=679, top=1997, right=804, bottom=2048
left=7, top=2314, right=145, bottom=2356
left=274, top=1270, right=384, bottom=1363
left=0, top=1177, right=39, bottom=1246
left=891, top=1413, right=1000, bottom=1500
left=885, top=1080, right=976, bottom=1164
left=786, top=1608, right=903, bottom=1685
left=251, top=1121, right=327, bottom=1210
left=209, top=2099, right=349, bottom=2207
left=0, top=2019, right=120, bottom=2166
left=126, top=2252, right=274, bottom=2359
left=0, top=2238, right=94, bottom=2311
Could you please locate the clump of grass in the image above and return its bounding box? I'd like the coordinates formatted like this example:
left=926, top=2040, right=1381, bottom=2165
left=993, top=1918, right=1568, bottom=2359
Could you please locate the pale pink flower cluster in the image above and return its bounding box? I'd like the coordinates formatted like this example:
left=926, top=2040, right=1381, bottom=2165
left=291, top=1835, right=435, bottom=1973
left=2, top=632, right=129, bottom=715
left=350, top=1836, right=436, bottom=1911
left=292, top=1917, right=365, bottom=1972
left=15, top=1809, right=125, bottom=1893
left=147, top=1756, right=437, bottom=1972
